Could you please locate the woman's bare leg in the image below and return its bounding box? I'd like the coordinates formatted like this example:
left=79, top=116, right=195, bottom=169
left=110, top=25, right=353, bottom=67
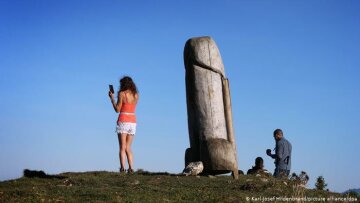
left=125, top=135, right=134, bottom=170
left=118, top=133, right=128, bottom=170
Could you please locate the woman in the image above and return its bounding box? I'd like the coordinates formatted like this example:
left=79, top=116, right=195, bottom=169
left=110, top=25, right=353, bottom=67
left=109, top=76, right=139, bottom=173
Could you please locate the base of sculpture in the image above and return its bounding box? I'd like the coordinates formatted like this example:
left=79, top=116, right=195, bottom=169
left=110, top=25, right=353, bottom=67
left=185, top=138, right=238, bottom=178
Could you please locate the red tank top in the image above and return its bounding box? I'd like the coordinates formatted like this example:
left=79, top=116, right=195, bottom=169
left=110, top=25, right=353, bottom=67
left=117, top=92, right=137, bottom=123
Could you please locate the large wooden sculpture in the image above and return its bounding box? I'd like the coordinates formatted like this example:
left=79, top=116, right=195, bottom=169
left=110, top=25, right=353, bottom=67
left=184, top=36, right=238, bottom=179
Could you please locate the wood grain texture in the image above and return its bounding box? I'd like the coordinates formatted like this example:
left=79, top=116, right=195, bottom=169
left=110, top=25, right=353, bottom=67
left=184, top=36, right=238, bottom=178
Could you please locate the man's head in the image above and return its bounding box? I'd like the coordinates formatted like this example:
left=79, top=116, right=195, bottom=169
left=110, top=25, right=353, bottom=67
left=255, top=157, right=264, bottom=169
left=273, top=129, right=283, bottom=141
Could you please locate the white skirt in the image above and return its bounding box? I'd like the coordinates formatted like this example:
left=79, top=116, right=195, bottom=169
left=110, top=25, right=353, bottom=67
left=116, top=122, right=137, bottom=135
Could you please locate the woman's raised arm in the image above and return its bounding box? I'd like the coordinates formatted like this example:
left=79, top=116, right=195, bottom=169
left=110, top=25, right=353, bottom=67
left=110, top=91, right=122, bottom=113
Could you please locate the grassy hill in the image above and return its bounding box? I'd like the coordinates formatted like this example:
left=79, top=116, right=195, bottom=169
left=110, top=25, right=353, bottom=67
left=0, top=170, right=358, bottom=202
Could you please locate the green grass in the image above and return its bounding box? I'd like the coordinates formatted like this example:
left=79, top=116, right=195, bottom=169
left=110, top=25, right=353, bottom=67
left=0, top=171, right=356, bottom=202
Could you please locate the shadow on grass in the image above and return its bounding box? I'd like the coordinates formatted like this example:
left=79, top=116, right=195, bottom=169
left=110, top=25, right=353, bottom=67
left=23, top=169, right=67, bottom=179
left=135, top=169, right=181, bottom=176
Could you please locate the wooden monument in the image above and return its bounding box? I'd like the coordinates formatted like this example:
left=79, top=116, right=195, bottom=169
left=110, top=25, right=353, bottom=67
left=184, top=36, right=238, bottom=179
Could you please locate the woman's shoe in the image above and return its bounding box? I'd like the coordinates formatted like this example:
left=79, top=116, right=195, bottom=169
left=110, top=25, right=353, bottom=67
left=127, top=168, right=134, bottom=174
left=120, top=168, right=126, bottom=174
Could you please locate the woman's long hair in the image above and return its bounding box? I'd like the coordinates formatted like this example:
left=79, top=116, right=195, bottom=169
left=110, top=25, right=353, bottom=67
left=119, top=76, right=138, bottom=95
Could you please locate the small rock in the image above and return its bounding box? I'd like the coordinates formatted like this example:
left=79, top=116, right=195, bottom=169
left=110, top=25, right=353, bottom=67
left=208, top=175, right=216, bottom=179
left=261, top=178, right=268, bottom=183
left=63, top=179, right=74, bottom=187
left=132, top=180, right=140, bottom=185
left=183, top=161, right=204, bottom=176
left=196, top=176, right=200, bottom=178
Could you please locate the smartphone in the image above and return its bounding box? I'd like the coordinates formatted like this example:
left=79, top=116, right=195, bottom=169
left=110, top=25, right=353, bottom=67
left=109, top=85, right=114, bottom=94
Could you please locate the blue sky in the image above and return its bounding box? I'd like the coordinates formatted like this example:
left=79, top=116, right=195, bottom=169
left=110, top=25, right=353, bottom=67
left=1, top=0, right=359, bottom=192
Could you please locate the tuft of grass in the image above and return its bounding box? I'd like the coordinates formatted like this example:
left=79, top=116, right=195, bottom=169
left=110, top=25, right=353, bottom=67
left=0, top=171, right=351, bottom=202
